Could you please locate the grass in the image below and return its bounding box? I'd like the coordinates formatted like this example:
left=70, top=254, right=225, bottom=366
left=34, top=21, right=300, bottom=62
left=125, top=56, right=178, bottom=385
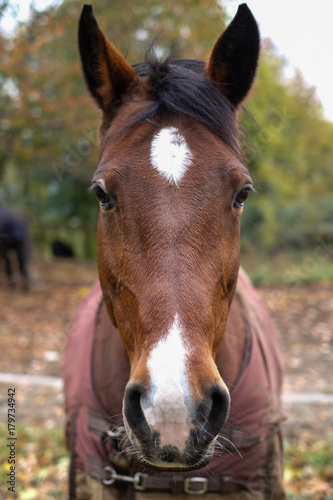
left=0, top=424, right=69, bottom=499
left=28, top=249, right=333, bottom=288
left=284, top=435, right=333, bottom=499
left=241, top=249, right=333, bottom=286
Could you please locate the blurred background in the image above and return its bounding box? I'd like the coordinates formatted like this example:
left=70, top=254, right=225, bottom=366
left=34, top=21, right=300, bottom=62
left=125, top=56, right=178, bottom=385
left=0, top=1, right=332, bottom=498
left=0, top=0, right=333, bottom=281
left=1, top=0, right=333, bottom=282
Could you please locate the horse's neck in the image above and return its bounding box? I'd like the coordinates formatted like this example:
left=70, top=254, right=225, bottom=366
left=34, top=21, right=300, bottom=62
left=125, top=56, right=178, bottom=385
left=93, top=303, right=129, bottom=418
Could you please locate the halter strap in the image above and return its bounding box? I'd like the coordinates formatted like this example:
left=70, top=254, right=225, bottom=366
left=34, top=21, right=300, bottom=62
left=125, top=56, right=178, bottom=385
left=87, top=455, right=250, bottom=495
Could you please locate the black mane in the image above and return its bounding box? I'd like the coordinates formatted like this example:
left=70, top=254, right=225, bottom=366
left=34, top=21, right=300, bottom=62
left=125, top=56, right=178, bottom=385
left=127, top=58, right=241, bottom=157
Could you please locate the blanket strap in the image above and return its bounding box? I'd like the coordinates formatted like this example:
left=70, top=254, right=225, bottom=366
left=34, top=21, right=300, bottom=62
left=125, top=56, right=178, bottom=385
left=87, top=455, right=250, bottom=495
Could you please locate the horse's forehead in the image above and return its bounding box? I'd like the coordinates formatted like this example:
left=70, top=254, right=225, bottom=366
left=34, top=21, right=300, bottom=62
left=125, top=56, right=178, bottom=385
left=99, top=118, right=239, bottom=185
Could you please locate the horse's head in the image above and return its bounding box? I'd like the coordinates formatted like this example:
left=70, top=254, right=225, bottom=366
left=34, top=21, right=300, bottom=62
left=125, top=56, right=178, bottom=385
left=79, top=4, right=259, bottom=470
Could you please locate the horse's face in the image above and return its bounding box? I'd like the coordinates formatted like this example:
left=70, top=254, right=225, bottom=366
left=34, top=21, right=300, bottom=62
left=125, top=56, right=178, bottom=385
left=95, top=118, right=251, bottom=468
left=79, top=4, right=259, bottom=470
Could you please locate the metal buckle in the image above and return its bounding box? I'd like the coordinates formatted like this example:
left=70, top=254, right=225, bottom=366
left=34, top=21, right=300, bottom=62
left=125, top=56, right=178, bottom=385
left=133, top=472, right=148, bottom=491
left=106, top=425, right=126, bottom=439
left=102, top=465, right=148, bottom=490
left=184, top=477, right=208, bottom=495
left=103, top=466, right=116, bottom=486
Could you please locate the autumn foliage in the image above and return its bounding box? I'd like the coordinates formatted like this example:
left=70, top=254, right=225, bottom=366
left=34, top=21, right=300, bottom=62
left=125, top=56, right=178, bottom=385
left=1, top=0, right=333, bottom=259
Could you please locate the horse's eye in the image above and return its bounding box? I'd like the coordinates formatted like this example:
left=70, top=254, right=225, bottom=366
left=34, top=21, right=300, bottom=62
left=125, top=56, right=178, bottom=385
left=94, top=186, right=116, bottom=210
left=233, top=188, right=251, bottom=210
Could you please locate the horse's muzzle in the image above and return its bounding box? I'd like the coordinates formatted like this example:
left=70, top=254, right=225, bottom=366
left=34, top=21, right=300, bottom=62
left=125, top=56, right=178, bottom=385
left=123, top=382, right=230, bottom=470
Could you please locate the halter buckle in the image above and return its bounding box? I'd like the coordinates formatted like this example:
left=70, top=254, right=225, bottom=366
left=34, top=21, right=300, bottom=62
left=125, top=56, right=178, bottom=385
left=102, top=465, right=148, bottom=490
left=184, top=477, right=208, bottom=495
left=133, top=472, right=148, bottom=491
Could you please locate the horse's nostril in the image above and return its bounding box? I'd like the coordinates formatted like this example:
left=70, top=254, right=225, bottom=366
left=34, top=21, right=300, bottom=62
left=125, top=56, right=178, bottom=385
left=124, top=383, right=152, bottom=441
left=196, top=385, right=230, bottom=446
left=210, top=387, right=230, bottom=426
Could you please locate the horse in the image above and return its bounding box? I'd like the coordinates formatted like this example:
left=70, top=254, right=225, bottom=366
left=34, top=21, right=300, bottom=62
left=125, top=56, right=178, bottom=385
left=64, top=4, right=286, bottom=499
left=0, top=206, right=30, bottom=290
left=52, top=239, right=75, bottom=258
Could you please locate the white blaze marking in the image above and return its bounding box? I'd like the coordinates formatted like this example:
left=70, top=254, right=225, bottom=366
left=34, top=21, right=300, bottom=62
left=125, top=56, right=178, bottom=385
left=150, top=127, right=192, bottom=183
left=143, top=314, right=192, bottom=451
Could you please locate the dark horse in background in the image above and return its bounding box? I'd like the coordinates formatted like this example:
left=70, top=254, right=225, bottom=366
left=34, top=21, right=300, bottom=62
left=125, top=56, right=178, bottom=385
left=64, top=4, right=286, bottom=499
left=0, top=207, right=30, bottom=290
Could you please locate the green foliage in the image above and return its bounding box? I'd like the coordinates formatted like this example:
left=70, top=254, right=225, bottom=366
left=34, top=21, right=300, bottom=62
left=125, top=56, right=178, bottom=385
left=0, top=0, right=226, bottom=256
left=1, top=1, right=333, bottom=260
left=241, top=41, right=333, bottom=255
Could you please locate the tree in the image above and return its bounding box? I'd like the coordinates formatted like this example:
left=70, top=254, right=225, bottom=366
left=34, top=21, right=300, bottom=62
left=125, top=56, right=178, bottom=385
left=240, top=40, right=333, bottom=252
left=0, top=0, right=227, bottom=256
left=1, top=0, right=333, bottom=257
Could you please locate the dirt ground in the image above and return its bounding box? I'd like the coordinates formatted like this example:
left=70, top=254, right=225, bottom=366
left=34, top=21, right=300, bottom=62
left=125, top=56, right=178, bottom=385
left=1, top=258, right=333, bottom=497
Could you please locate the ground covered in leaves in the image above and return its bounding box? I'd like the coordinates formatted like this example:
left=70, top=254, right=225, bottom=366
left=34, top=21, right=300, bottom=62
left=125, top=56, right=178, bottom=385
left=0, top=259, right=333, bottom=499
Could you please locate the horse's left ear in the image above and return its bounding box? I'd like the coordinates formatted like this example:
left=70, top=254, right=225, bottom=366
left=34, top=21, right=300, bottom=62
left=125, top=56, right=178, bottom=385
left=206, top=3, right=260, bottom=108
left=78, top=4, right=136, bottom=118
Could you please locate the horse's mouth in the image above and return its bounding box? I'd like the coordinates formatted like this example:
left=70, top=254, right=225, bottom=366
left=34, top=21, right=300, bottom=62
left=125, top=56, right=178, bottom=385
left=139, top=454, right=213, bottom=473
left=126, top=430, right=215, bottom=472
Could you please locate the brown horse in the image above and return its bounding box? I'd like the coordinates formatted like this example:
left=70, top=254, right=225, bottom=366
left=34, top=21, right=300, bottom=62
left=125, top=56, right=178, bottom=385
left=64, top=4, right=285, bottom=499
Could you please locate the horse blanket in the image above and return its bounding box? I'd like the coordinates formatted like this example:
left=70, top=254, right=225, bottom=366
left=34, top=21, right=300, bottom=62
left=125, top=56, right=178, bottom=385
left=64, top=269, right=286, bottom=499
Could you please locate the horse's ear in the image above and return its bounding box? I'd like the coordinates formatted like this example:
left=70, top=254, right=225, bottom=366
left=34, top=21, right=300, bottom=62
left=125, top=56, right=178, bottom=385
left=78, top=4, right=136, bottom=117
left=206, top=3, right=260, bottom=108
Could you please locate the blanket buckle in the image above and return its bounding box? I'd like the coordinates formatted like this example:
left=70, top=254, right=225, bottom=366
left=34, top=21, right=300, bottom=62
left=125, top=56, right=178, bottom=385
left=103, top=465, right=148, bottom=490
left=184, top=477, right=208, bottom=495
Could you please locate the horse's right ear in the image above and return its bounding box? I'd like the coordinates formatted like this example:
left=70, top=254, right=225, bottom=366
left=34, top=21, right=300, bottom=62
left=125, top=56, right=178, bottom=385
left=78, top=4, right=136, bottom=118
